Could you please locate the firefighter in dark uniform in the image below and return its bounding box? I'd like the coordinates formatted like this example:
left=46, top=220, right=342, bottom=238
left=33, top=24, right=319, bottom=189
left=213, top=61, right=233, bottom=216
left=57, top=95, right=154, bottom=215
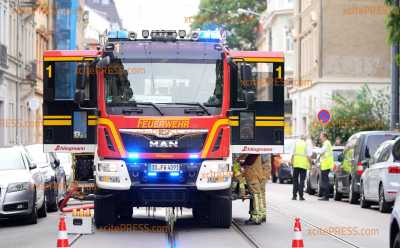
left=240, top=154, right=265, bottom=225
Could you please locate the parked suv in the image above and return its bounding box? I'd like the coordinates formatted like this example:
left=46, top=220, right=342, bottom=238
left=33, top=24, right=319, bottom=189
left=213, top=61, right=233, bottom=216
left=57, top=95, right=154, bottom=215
left=333, top=131, right=399, bottom=204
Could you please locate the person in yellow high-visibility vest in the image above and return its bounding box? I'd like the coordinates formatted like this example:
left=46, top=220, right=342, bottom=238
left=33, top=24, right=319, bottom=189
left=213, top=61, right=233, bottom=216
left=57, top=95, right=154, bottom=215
left=291, top=135, right=312, bottom=201
left=318, top=132, right=334, bottom=201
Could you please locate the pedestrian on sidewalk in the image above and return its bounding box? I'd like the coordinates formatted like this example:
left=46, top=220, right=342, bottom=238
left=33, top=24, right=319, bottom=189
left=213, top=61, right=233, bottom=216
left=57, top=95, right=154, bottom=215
left=291, top=135, right=312, bottom=201
left=318, top=132, right=334, bottom=201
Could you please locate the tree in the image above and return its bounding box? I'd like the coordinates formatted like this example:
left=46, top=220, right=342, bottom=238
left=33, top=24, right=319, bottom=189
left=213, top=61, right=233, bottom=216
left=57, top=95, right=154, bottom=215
left=191, top=0, right=266, bottom=50
left=385, top=1, right=400, bottom=61
left=309, top=85, right=390, bottom=144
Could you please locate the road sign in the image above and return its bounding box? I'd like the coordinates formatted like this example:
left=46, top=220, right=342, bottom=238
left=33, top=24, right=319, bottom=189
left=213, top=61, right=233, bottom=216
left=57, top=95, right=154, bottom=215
left=317, top=109, right=331, bottom=125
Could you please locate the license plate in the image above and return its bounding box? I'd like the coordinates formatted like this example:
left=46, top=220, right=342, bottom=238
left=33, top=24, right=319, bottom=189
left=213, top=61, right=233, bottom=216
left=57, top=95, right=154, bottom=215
left=150, top=164, right=180, bottom=172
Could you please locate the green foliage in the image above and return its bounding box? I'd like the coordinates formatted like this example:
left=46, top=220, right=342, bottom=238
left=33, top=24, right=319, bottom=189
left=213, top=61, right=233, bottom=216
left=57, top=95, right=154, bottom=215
left=191, top=0, right=266, bottom=50
left=309, top=85, right=390, bottom=144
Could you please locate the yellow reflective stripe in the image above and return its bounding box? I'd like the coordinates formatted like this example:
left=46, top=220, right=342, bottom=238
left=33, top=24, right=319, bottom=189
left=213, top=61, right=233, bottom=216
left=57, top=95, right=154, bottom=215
left=256, top=121, right=284, bottom=127
left=43, top=115, right=71, bottom=119
left=98, top=118, right=125, bottom=156
left=43, top=120, right=71, bottom=126
left=88, top=120, right=97, bottom=126
left=88, top=115, right=97, bottom=119
left=229, top=116, right=284, bottom=120
left=43, top=57, right=95, bottom=61
left=233, top=58, right=284, bottom=63
left=201, top=119, right=229, bottom=158
left=229, top=120, right=239, bottom=127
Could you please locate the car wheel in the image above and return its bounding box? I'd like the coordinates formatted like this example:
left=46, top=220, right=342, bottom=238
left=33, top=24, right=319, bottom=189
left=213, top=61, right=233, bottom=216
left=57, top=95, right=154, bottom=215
left=272, top=175, right=277, bottom=183
left=394, top=232, right=400, bottom=248
left=47, top=187, right=58, bottom=212
left=306, top=177, right=315, bottom=195
left=379, top=185, right=392, bottom=213
left=26, top=193, right=38, bottom=225
left=94, top=192, right=117, bottom=228
left=208, top=190, right=232, bottom=228
left=349, top=180, right=359, bottom=204
left=118, top=205, right=133, bottom=219
left=38, top=194, right=47, bottom=218
left=278, top=178, right=284, bottom=184
left=333, top=179, right=342, bottom=201
left=360, top=182, right=371, bottom=209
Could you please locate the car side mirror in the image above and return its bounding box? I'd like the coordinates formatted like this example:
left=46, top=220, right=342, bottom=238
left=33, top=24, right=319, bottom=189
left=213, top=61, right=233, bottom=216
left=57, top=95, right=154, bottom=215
left=244, top=90, right=256, bottom=107
left=29, top=163, right=37, bottom=170
left=76, top=63, right=88, bottom=90
left=74, top=90, right=86, bottom=104
left=54, top=159, right=60, bottom=168
left=337, top=154, right=344, bottom=162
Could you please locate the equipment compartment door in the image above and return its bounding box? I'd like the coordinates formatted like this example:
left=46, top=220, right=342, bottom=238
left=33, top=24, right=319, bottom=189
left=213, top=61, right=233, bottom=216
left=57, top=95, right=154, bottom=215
left=43, top=59, right=97, bottom=153
left=229, top=59, right=284, bottom=154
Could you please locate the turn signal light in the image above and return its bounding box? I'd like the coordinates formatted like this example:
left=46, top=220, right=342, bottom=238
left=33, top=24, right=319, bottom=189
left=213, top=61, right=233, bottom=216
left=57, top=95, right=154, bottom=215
left=388, top=166, right=400, bottom=174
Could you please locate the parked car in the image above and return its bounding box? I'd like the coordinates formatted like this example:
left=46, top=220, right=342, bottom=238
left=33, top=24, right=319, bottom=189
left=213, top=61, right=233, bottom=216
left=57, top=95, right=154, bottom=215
left=273, top=138, right=295, bottom=183
left=360, top=138, right=400, bottom=213
left=390, top=193, right=400, bottom=248
left=334, top=131, right=400, bottom=204
left=24, top=144, right=67, bottom=212
left=0, top=146, right=47, bottom=224
left=306, top=146, right=344, bottom=196
left=278, top=162, right=293, bottom=184
left=56, top=153, right=73, bottom=184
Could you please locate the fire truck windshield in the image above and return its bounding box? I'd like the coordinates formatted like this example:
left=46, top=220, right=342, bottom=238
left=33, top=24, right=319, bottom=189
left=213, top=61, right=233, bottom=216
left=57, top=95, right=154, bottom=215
left=104, top=58, right=223, bottom=116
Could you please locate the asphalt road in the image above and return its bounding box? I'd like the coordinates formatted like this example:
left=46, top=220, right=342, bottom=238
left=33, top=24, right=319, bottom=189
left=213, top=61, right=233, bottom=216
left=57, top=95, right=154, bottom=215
left=0, top=183, right=391, bottom=248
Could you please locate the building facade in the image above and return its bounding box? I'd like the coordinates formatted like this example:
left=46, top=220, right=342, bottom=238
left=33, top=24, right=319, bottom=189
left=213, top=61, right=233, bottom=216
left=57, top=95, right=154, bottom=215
left=291, top=0, right=390, bottom=136
left=257, top=0, right=295, bottom=136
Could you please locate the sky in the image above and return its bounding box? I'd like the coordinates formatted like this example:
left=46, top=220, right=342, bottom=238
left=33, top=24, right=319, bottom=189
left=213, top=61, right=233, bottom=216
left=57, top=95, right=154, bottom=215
left=114, top=0, right=200, bottom=33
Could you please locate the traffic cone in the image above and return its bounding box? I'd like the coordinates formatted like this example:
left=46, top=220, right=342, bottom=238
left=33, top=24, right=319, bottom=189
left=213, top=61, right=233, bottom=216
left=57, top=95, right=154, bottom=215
left=57, top=215, right=69, bottom=248
left=292, top=218, right=304, bottom=248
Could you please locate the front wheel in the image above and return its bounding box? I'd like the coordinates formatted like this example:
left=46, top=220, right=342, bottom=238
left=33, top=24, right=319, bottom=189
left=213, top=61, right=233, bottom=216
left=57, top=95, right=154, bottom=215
left=26, top=193, right=38, bottom=225
left=208, top=190, right=232, bottom=228
left=37, top=195, right=47, bottom=218
left=349, top=180, right=359, bottom=204
left=359, top=182, right=371, bottom=209
left=306, top=178, right=315, bottom=195
left=394, top=232, right=400, bottom=248
left=95, top=193, right=117, bottom=228
left=317, top=178, right=323, bottom=197
left=379, top=185, right=392, bottom=213
left=333, top=179, right=342, bottom=201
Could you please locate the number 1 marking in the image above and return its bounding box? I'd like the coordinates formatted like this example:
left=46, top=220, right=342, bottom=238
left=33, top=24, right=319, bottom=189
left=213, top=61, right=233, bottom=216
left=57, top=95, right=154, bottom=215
left=276, top=66, right=282, bottom=79
left=46, top=65, right=52, bottom=78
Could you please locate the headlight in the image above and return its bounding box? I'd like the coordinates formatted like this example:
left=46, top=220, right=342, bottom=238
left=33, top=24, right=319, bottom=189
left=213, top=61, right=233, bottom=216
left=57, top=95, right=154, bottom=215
left=7, top=182, right=31, bottom=193
left=98, top=162, right=118, bottom=172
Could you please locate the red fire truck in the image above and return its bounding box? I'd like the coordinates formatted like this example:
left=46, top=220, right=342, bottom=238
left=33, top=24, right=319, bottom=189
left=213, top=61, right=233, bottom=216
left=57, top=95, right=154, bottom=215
left=43, top=29, right=284, bottom=228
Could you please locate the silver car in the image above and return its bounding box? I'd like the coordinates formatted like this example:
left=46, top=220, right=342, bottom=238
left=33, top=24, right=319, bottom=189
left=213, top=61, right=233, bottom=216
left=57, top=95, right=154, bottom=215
left=0, top=146, right=47, bottom=224
left=360, top=138, right=400, bottom=213
left=390, top=193, right=400, bottom=248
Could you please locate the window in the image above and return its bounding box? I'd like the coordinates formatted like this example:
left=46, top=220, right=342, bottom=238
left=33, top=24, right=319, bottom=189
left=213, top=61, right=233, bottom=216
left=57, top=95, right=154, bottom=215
left=54, top=62, right=78, bottom=100
left=285, top=30, right=294, bottom=52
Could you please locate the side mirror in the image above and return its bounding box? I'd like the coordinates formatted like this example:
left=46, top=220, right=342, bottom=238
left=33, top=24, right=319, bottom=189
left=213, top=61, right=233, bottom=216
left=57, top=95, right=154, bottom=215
left=97, top=56, right=110, bottom=69
left=76, top=63, right=88, bottom=90
left=29, top=163, right=37, bottom=170
left=240, top=64, right=253, bottom=81
left=74, top=90, right=86, bottom=104
left=337, top=153, right=344, bottom=162
left=54, top=159, right=60, bottom=168
left=244, top=90, right=256, bottom=107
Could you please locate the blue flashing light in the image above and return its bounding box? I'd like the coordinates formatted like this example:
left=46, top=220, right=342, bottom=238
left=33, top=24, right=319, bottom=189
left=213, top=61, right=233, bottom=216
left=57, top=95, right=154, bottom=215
left=169, top=172, right=180, bottom=177
left=147, top=172, right=157, bottom=177
left=128, top=153, right=140, bottom=160
left=189, top=154, right=200, bottom=159
left=198, top=30, right=222, bottom=42
left=107, top=30, right=129, bottom=39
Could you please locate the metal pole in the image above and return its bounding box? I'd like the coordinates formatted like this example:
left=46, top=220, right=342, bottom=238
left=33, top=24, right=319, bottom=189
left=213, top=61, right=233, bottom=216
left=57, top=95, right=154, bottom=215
left=391, top=0, right=400, bottom=130
left=16, top=0, right=20, bottom=144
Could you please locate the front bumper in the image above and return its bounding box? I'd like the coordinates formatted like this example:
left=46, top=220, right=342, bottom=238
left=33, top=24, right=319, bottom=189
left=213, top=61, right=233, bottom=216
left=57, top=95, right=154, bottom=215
left=0, top=187, right=34, bottom=218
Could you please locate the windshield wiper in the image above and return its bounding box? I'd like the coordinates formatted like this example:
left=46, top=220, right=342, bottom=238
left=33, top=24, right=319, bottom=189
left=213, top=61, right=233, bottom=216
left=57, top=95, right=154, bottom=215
left=134, top=102, right=164, bottom=116
left=165, top=102, right=211, bottom=115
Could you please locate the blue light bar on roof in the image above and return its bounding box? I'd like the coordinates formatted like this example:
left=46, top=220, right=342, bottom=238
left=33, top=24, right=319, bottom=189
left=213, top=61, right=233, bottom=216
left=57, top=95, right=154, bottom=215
left=197, top=30, right=223, bottom=42
left=107, top=30, right=129, bottom=39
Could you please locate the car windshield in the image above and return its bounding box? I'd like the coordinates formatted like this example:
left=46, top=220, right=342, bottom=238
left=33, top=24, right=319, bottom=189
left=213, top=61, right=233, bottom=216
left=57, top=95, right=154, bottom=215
left=366, top=134, right=399, bottom=158
left=25, top=145, right=48, bottom=165
left=0, top=148, right=25, bottom=170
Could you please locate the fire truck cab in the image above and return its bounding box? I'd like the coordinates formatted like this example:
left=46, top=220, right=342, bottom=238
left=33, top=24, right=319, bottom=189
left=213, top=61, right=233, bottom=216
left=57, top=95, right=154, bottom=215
left=43, top=30, right=284, bottom=228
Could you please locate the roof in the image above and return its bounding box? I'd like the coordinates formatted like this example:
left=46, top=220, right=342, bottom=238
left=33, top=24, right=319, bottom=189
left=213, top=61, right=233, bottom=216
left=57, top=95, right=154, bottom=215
left=228, top=51, right=284, bottom=59
left=85, top=0, right=122, bottom=28
left=43, top=50, right=100, bottom=59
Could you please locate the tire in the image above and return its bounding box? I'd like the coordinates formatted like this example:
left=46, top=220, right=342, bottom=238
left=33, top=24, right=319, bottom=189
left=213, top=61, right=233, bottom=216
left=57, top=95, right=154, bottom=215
left=394, top=232, right=400, bottom=248
left=379, top=185, right=392, bottom=213
left=95, top=193, right=117, bottom=228
left=306, top=178, right=315, bottom=195
left=193, top=204, right=209, bottom=223
left=272, top=175, right=277, bottom=183
left=37, top=195, right=47, bottom=218
left=278, top=178, right=284, bottom=184
left=47, top=188, right=58, bottom=212
left=26, top=193, right=38, bottom=225
left=118, top=205, right=133, bottom=219
left=208, top=190, right=232, bottom=228
left=349, top=180, right=359, bottom=204
left=360, top=182, right=371, bottom=209
left=333, top=179, right=343, bottom=201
